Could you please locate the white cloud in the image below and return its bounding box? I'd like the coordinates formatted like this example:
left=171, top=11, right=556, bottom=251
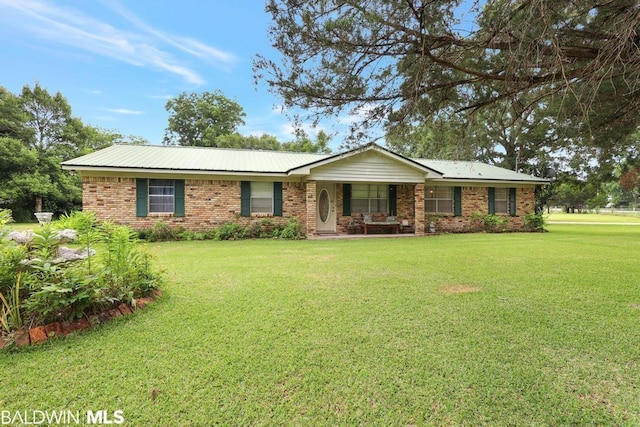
left=335, top=103, right=380, bottom=126
left=0, top=0, right=236, bottom=84
left=105, top=108, right=144, bottom=115
left=102, top=0, right=236, bottom=70
left=147, top=94, right=174, bottom=100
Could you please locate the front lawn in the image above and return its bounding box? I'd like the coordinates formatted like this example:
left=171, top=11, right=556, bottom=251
left=548, top=212, right=640, bottom=223
left=1, top=225, right=639, bottom=425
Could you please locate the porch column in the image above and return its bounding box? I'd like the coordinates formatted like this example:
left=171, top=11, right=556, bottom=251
left=414, top=183, right=425, bottom=235
left=306, top=181, right=317, bottom=235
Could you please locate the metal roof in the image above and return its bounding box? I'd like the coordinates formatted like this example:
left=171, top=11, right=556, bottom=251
left=414, top=159, right=549, bottom=183
left=62, top=144, right=548, bottom=183
left=62, top=144, right=330, bottom=173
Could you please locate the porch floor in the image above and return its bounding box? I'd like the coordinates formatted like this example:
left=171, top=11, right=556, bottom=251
left=310, top=232, right=423, bottom=240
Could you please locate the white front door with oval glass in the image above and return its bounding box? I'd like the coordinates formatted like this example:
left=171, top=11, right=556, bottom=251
left=316, top=183, right=336, bottom=233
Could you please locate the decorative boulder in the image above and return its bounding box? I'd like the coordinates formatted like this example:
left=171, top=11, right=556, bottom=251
left=55, top=246, right=96, bottom=263
left=7, top=230, right=34, bottom=245
left=55, top=229, right=77, bottom=243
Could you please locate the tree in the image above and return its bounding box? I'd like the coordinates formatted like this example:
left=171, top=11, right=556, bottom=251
left=20, top=83, right=74, bottom=153
left=213, top=130, right=333, bottom=153
left=164, top=91, right=246, bottom=146
left=0, top=84, right=144, bottom=220
left=0, top=137, right=78, bottom=220
left=620, top=167, right=639, bottom=209
left=386, top=115, right=479, bottom=160
left=281, top=129, right=332, bottom=153
left=0, top=88, right=32, bottom=142
left=255, top=1, right=640, bottom=145
left=549, top=176, right=591, bottom=214
left=215, top=133, right=282, bottom=150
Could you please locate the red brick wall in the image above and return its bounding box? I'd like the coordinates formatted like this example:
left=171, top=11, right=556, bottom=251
left=305, top=181, right=317, bottom=235
left=82, top=176, right=538, bottom=234
left=82, top=176, right=306, bottom=231
left=428, top=186, right=536, bottom=232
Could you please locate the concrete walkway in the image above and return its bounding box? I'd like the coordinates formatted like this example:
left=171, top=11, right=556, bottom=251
left=310, top=233, right=423, bottom=240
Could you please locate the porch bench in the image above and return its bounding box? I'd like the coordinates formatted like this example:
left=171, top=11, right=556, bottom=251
left=362, top=221, right=400, bottom=235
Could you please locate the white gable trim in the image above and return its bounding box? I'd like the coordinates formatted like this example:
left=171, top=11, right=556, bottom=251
left=287, top=143, right=442, bottom=181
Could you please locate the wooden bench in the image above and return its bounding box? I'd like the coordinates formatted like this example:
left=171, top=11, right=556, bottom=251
left=362, top=221, right=400, bottom=234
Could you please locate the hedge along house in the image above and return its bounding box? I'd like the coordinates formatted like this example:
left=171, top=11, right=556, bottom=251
left=61, top=143, right=549, bottom=236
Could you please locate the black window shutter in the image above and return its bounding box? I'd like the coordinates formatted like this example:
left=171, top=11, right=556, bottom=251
left=509, top=187, right=517, bottom=216
left=136, top=178, right=148, bottom=217
left=488, top=187, right=496, bottom=215
left=342, top=183, right=351, bottom=216
left=240, top=181, right=251, bottom=217
left=273, top=182, right=283, bottom=216
left=454, top=186, right=462, bottom=216
left=174, top=180, right=185, bottom=217
left=389, top=185, right=397, bottom=216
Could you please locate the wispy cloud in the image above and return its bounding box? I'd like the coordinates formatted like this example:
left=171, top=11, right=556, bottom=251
left=105, top=108, right=144, bottom=115
left=0, top=0, right=236, bottom=85
left=147, top=94, right=174, bottom=101
left=102, top=0, right=236, bottom=68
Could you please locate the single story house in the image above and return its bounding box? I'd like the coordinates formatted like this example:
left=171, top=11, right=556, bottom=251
left=61, top=143, right=549, bottom=236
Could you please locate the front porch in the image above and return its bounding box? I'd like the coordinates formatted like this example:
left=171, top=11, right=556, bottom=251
left=306, top=181, right=426, bottom=237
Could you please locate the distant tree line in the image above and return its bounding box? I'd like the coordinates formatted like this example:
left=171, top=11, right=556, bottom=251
left=0, top=85, right=332, bottom=221
left=0, top=83, right=146, bottom=221
left=162, top=90, right=332, bottom=153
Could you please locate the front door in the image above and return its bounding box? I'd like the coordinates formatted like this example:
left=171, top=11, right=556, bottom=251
left=316, top=183, right=336, bottom=233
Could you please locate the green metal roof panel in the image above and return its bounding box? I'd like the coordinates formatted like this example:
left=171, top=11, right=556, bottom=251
left=62, top=144, right=330, bottom=173
left=62, top=144, right=548, bottom=183
left=413, top=159, right=549, bottom=183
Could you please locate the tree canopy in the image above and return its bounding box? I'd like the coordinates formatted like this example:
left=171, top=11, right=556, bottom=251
left=163, top=91, right=246, bottom=147
left=254, top=0, right=640, bottom=147
left=0, top=83, right=144, bottom=221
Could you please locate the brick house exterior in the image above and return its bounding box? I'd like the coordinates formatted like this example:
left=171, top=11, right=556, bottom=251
left=63, top=144, right=548, bottom=236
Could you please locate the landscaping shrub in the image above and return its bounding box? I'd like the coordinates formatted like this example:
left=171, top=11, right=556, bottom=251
left=0, top=209, right=163, bottom=336
left=471, top=212, right=508, bottom=232
left=136, top=217, right=306, bottom=242
left=279, top=217, right=305, bottom=240
left=524, top=212, right=547, bottom=231
left=21, top=263, right=113, bottom=324
left=214, top=222, right=251, bottom=241
left=136, top=221, right=185, bottom=242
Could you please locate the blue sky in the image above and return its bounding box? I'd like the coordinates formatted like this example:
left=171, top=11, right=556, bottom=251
left=0, top=0, right=342, bottom=146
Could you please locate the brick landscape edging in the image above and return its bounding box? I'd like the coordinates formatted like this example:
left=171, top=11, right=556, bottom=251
left=0, top=289, right=162, bottom=349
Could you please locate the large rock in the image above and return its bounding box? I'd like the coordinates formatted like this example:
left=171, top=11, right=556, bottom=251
left=55, top=246, right=96, bottom=262
left=7, top=230, right=34, bottom=244
left=7, top=229, right=77, bottom=245
left=55, top=229, right=77, bottom=243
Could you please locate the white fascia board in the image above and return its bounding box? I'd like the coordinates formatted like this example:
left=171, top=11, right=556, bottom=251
left=430, top=178, right=549, bottom=186
left=62, top=165, right=289, bottom=178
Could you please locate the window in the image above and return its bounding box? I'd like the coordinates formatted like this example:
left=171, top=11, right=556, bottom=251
left=351, top=184, right=388, bottom=214
left=148, top=179, right=175, bottom=213
left=136, top=179, right=184, bottom=217
left=250, top=182, right=273, bottom=214
left=425, top=187, right=454, bottom=213
left=494, top=188, right=509, bottom=214
left=241, top=182, right=282, bottom=217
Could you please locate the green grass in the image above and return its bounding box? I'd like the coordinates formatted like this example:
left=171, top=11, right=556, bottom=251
left=549, top=212, right=640, bottom=223
left=1, top=225, right=639, bottom=425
